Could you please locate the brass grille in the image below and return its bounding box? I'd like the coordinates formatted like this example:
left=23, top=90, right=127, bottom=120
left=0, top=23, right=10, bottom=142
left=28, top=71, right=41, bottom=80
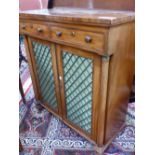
left=32, top=41, right=58, bottom=110
left=62, top=51, right=93, bottom=133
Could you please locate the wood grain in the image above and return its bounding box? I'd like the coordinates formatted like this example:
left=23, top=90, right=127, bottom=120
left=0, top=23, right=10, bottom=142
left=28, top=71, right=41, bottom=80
left=56, top=45, right=102, bottom=140
left=19, top=8, right=135, bottom=27
left=55, top=44, right=67, bottom=119
left=50, top=26, right=105, bottom=54
left=96, top=56, right=110, bottom=146
left=23, top=36, right=41, bottom=100
left=91, top=55, right=102, bottom=141
left=104, top=22, right=135, bottom=144
left=19, top=20, right=108, bottom=55
left=27, top=37, right=62, bottom=114
left=19, top=8, right=135, bottom=149
left=50, top=43, right=62, bottom=116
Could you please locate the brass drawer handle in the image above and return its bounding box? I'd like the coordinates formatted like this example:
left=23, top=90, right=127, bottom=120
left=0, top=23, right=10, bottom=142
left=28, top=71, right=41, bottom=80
left=37, top=27, right=43, bottom=33
left=71, top=31, right=76, bottom=37
left=85, top=36, right=92, bottom=43
left=21, top=25, right=26, bottom=29
left=56, top=31, right=62, bottom=37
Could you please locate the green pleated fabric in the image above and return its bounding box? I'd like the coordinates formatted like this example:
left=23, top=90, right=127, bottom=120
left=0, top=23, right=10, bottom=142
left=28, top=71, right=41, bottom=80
left=62, top=51, right=93, bottom=133
left=32, top=41, right=58, bottom=110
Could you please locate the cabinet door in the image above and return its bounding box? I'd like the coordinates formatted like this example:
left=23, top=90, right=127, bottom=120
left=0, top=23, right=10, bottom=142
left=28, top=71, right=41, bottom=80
left=27, top=37, right=61, bottom=115
left=57, top=45, right=101, bottom=140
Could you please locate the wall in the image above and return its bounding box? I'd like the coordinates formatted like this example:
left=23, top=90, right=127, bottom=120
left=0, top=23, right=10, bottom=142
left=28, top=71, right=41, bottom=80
left=19, top=0, right=135, bottom=11
left=19, top=0, right=48, bottom=11
left=54, top=0, right=135, bottom=11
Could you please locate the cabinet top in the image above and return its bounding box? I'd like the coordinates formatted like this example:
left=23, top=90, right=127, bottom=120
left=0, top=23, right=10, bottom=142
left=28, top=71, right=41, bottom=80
left=19, top=7, right=134, bottom=27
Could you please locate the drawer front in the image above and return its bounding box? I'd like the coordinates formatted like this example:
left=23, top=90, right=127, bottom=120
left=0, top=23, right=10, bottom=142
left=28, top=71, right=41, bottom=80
left=50, top=27, right=105, bottom=52
left=20, top=23, right=49, bottom=38
left=20, top=22, right=105, bottom=53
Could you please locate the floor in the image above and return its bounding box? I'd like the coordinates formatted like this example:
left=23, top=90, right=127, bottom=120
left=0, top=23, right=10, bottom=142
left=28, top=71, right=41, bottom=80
left=19, top=43, right=135, bottom=155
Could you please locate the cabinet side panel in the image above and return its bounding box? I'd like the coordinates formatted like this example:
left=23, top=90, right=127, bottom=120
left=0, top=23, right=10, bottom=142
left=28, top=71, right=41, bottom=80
left=104, top=22, right=135, bottom=144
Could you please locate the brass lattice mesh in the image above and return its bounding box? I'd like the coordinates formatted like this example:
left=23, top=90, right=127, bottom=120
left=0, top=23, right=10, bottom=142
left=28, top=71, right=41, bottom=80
left=62, top=51, right=93, bottom=133
left=32, top=41, right=58, bottom=110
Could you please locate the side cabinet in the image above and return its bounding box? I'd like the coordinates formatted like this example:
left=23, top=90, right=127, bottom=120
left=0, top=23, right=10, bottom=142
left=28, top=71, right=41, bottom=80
left=20, top=8, right=135, bottom=150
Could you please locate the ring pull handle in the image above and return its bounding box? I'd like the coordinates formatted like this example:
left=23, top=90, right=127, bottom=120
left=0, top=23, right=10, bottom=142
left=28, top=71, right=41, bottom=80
left=56, top=31, right=62, bottom=37
left=85, top=36, right=92, bottom=43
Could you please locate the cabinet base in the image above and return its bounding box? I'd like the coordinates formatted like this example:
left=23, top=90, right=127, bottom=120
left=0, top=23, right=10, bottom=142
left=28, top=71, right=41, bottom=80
left=38, top=101, right=125, bottom=151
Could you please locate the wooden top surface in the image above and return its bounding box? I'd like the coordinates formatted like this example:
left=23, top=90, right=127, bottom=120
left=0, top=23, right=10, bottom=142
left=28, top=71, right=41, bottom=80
left=19, top=7, right=135, bottom=27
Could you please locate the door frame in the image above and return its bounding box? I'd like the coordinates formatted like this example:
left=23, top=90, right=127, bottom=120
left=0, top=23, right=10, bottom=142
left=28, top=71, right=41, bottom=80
left=56, top=44, right=102, bottom=141
left=26, top=36, right=62, bottom=116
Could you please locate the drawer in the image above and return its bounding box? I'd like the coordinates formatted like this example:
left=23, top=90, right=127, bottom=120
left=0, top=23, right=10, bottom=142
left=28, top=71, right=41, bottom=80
left=19, top=22, right=105, bottom=53
left=19, top=22, right=49, bottom=38
left=50, top=27, right=105, bottom=53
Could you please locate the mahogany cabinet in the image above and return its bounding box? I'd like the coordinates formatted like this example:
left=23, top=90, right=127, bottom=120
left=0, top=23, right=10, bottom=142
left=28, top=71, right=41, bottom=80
left=19, top=7, right=135, bottom=151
